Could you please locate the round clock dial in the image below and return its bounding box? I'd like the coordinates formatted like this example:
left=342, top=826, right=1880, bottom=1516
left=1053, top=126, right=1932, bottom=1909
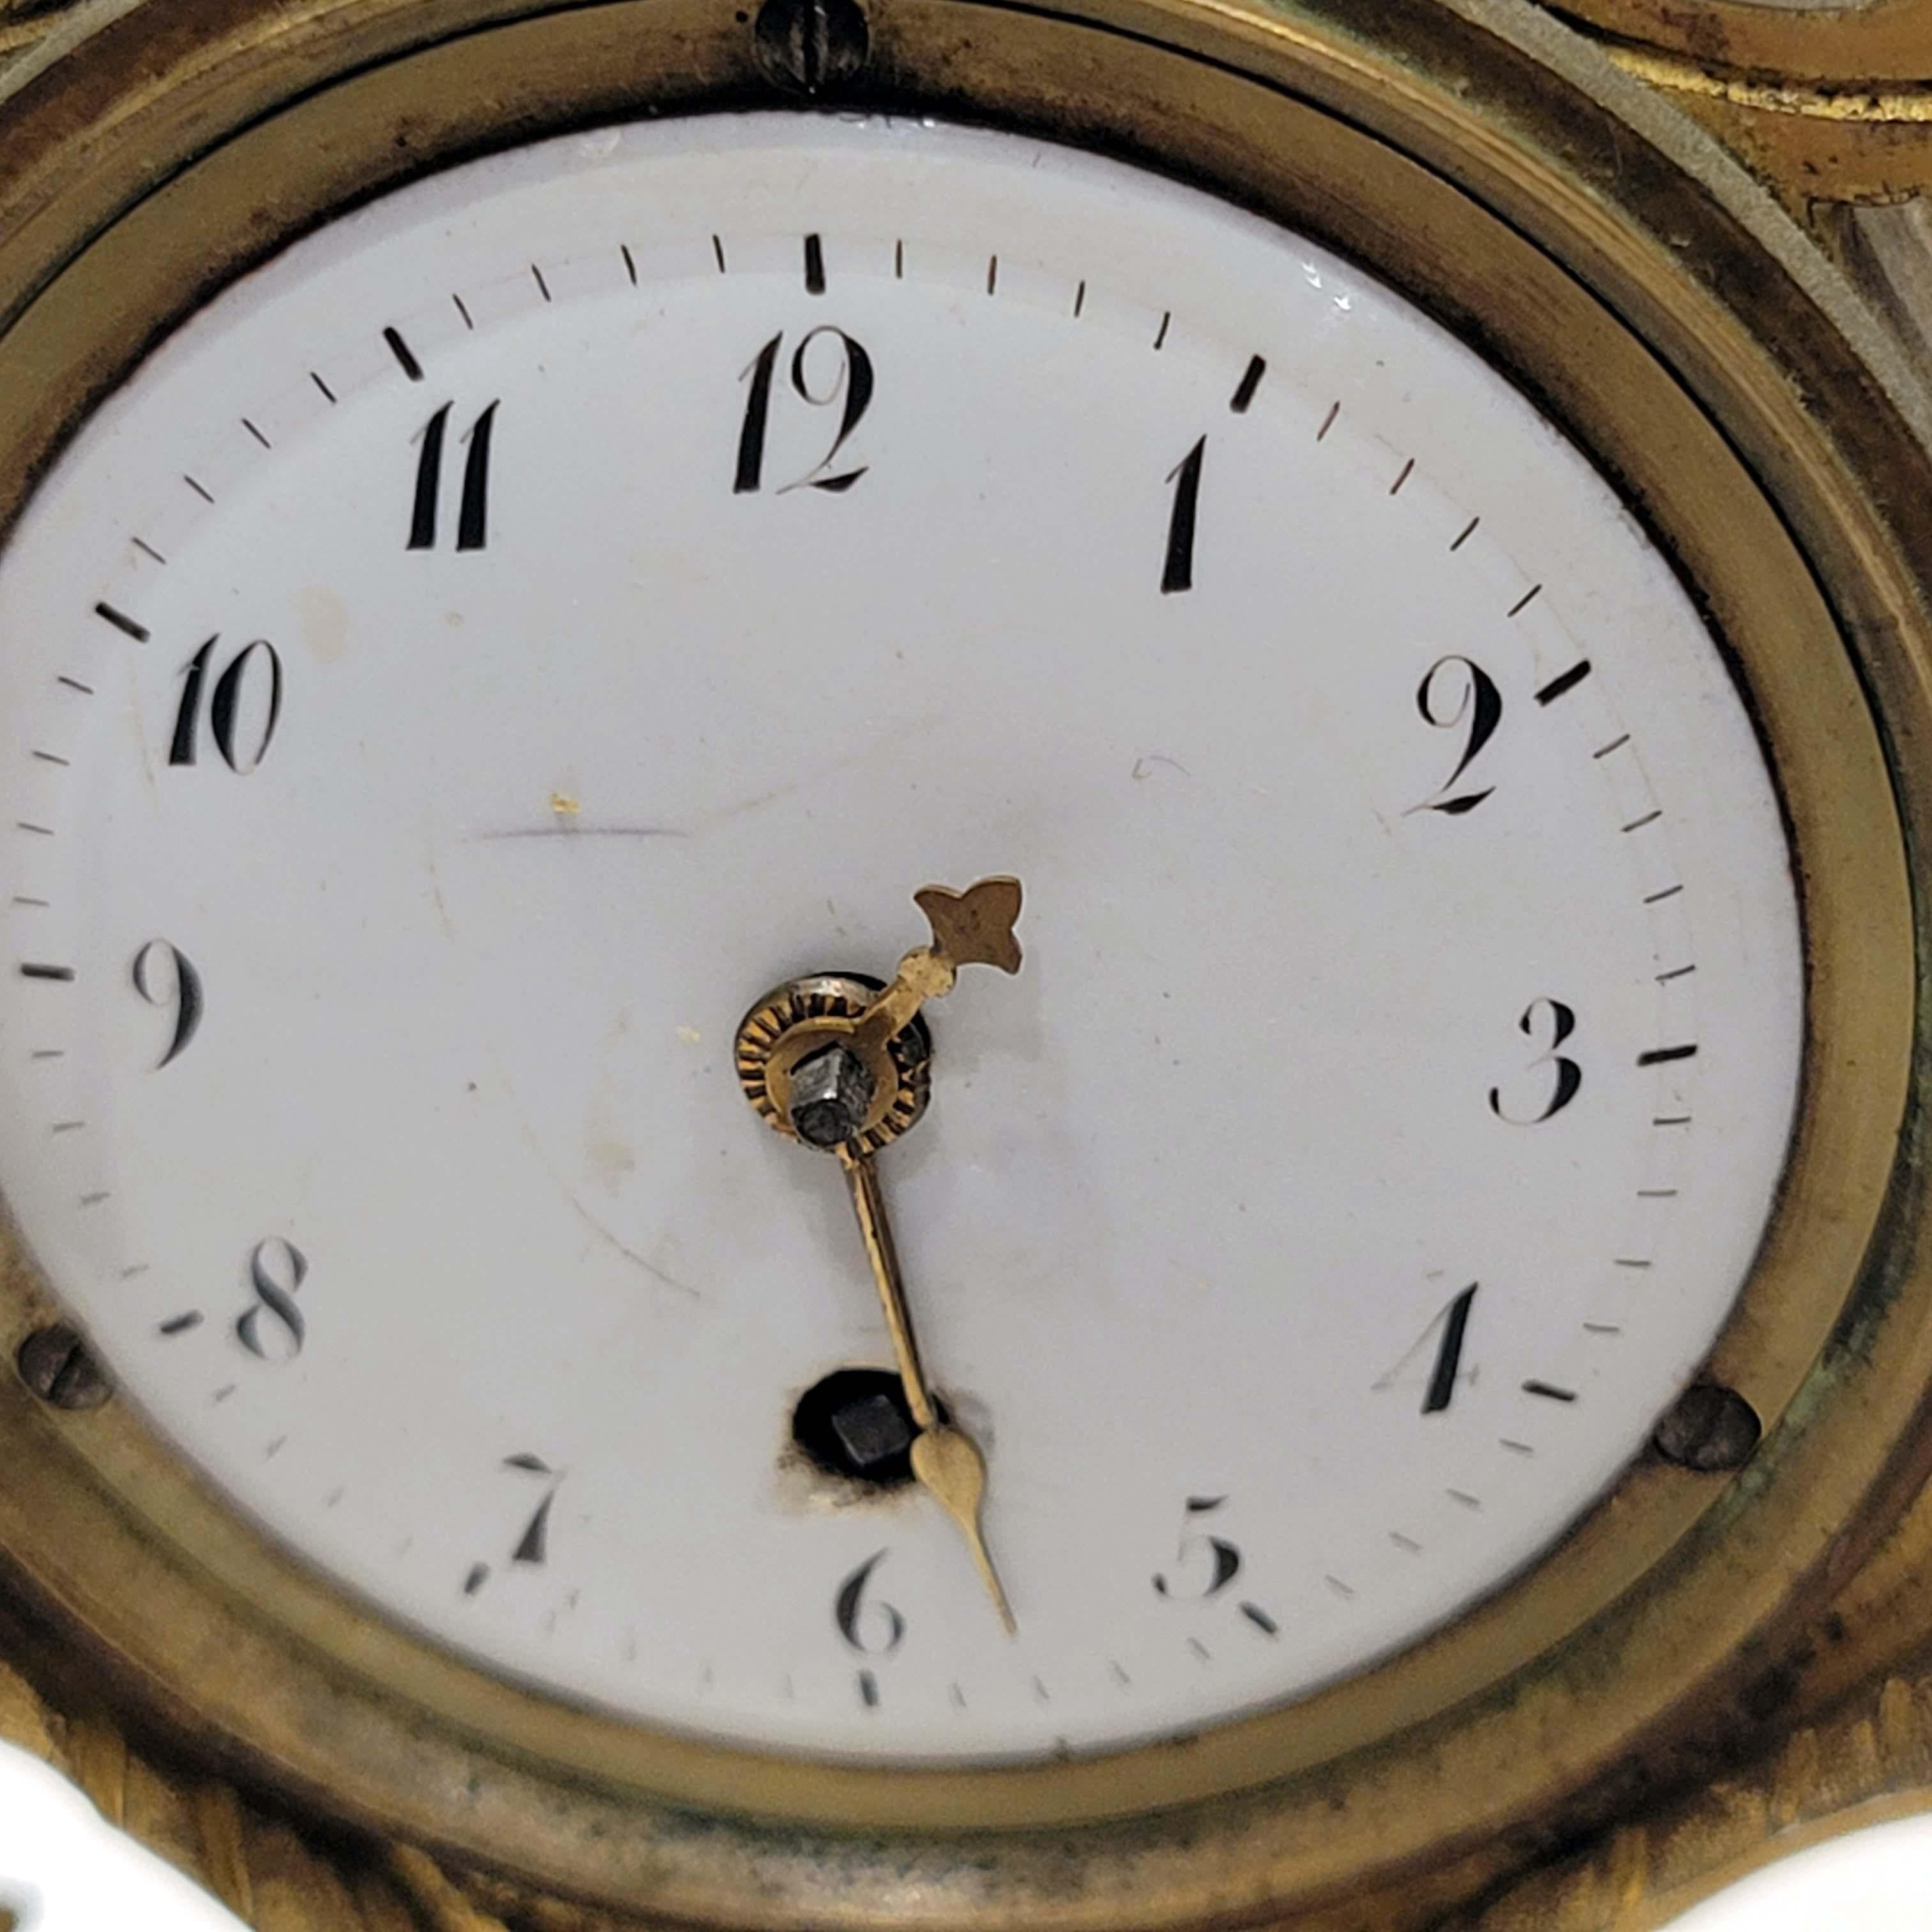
left=0, top=113, right=1800, bottom=1765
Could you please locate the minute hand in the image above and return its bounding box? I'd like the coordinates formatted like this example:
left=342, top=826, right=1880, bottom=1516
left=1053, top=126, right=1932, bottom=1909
left=837, top=1142, right=1016, bottom=1635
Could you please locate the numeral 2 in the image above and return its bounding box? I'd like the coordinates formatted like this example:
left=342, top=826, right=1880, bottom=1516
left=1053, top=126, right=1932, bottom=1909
left=1410, top=656, right=1502, bottom=815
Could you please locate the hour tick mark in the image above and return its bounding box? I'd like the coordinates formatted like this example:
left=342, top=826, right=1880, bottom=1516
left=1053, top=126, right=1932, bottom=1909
left=893, top=239, right=904, bottom=279
left=383, top=326, right=425, bottom=381
left=1239, top=1602, right=1279, bottom=1636
left=1229, top=354, right=1266, bottom=413
left=19, top=964, right=73, bottom=982
left=93, top=602, right=150, bottom=643
left=159, top=1313, right=203, bottom=1337
left=1522, top=1380, right=1577, bottom=1402
left=1508, top=585, right=1543, bottom=617
left=1535, top=660, right=1592, bottom=705
left=858, top=1669, right=879, bottom=1708
left=803, top=233, right=826, bottom=296
left=1638, top=1043, right=1698, bottom=1066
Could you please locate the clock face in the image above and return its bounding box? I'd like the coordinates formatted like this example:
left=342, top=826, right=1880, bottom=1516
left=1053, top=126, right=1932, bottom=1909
left=0, top=113, right=1801, bottom=1766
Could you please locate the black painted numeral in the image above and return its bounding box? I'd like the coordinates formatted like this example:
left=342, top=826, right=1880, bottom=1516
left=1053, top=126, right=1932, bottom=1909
left=1374, top=1284, right=1480, bottom=1414
left=1410, top=656, right=1502, bottom=815
left=169, top=638, right=282, bottom=774
left=1153, top=1495, right=1241, bottom=1600
left=131, top=940, right=203, bottom=1069
left=1492, top=1000, right=1583, bottom=1124
left=409, top=401, right=498, bottom=551
left=834, top=1549, right=905, bottom=1654
left=504, top=1452, right=563, bottom=1565
left=1161, top=436, right=1206, bottom=594
left=735, top=328, right=873, bottom=494
left=236, top=1238, right=307, bottom=1362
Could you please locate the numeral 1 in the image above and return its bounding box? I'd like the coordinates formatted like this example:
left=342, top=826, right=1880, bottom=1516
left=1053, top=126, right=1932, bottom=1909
left=1162, top=436, right=1206, bottom=594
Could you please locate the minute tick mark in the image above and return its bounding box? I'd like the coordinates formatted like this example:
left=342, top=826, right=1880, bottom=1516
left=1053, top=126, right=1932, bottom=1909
left=383, top=326, right=425, bottom=380
left=159, top=1313, right=203, bottom=1337
left=94, top=602, right=150, bottom=642
left=1522, top=1380, right=1577, bottom=1402
left=1508, top=585, right=1543, bottom=617
left=1638, top=1043, right=1698, bottom=1066
left=1229, top=355, right=1266, bottom=413
left=1535, top=659, right=1591, bottom=705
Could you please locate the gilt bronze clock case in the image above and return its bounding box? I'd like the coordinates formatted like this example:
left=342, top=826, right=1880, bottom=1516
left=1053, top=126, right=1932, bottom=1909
left=0, top=1, right=1929, bottom=1928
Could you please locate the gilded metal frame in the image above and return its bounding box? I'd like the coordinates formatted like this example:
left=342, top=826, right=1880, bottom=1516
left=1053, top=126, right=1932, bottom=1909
left=0, top=1, right=1930, bottom=1926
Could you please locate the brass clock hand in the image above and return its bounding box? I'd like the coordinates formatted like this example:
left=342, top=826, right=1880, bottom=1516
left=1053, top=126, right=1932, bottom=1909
left=735, top=877, right=1025, bottom=1634
left=839, top=1143, right=1016, bottom=1634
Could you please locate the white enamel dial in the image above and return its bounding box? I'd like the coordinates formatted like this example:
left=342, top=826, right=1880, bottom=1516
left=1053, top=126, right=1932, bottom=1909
left=0, top=114, right=1801, bottom=1764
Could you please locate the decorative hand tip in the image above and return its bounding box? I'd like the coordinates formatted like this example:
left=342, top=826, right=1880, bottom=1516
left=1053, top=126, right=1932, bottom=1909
left=916, top=876, right=1023, bottom=976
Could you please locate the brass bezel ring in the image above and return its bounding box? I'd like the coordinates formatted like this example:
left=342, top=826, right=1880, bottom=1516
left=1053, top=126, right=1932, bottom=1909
left=0, top=1, right=1927, bottom=1927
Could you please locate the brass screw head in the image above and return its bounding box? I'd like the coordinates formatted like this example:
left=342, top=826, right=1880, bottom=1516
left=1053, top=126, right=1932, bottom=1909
left=17, top=1324, right=111, bottom=1412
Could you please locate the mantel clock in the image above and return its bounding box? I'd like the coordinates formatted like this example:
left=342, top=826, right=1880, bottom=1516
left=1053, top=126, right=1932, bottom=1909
left=1, top=1, right=1931, bottom=1927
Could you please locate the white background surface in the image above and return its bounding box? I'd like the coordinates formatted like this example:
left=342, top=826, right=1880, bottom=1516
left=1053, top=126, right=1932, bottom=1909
left=1, top=1738, right=1929, bottom=1926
